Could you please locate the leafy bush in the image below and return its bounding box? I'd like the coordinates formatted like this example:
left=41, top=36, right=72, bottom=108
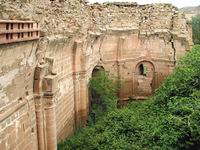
left=154, top=45, right=200, bottom=105
left=58, top=45, right=200, bottom=150
left=88, top=70, right=121, bottom=123
left=192, top=14, right=200, bottom=44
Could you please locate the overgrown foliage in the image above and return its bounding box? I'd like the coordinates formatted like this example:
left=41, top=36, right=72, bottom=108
left=58, top=45, right=200, bottom=150
left=192, top=14, right=200, bottom=44
left=88, top=70, right=121, bottom=123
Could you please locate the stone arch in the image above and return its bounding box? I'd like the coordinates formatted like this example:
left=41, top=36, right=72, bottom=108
left=133, top=60, right=155, bottom=99
left=91, top=65, right=105, bottom=77
left=135, top=61, right=155, bottom=77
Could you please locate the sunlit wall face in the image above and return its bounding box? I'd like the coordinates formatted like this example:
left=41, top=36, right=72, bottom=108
left=88, top=0, right=200, bottom=8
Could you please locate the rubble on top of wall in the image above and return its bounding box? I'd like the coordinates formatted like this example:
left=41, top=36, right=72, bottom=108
left=0, top=0, right=191, bottom=44
left=0, top=0, right=91, bottom=36
left=103, top=2, right=138, bottom=7
left=89, top=3, right=178, bottom=31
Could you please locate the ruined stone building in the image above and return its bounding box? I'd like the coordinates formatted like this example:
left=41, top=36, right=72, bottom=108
left=0, top=0, right=192, bottom=150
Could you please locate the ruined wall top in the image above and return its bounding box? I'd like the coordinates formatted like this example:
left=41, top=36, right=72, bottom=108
left=90, top=3, right=178, bottom=31
left=0, top=0, right=190, bottom=40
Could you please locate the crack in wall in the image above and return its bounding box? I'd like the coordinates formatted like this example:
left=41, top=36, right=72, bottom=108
left=170, top=10, right=177, bottom=66
left=98, top=32, right=106, bottom=62
left=170, top=38, right=176, bottom=66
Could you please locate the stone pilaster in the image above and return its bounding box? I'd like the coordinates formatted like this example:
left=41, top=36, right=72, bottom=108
left=72, top=40, right=88, bottom=128
left=117, top=36, right=125, bottom=61
left=34, top=65, right=47, bottom=150
left=34, top=63, right=58, bottom=150
left=43, top=93, right=57, bottom=150
left=42, top=75, right=58, bottom=150
left=35, top=95, right=45, bottom=150
left=78, top=72, right=88, bottom=127
left=117, top=36, right=125, bottom=98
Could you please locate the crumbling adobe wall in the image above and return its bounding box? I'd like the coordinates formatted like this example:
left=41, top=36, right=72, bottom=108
left=0, top=1, right=91, bottom=149
left=89, top=2, right=192, bottom=98
left=0, top=42, right=38, bottom=150
left=0, top=1, right=193, bottom=150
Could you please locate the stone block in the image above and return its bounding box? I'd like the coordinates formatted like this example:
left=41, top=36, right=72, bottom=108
left=42, top=75, right=58, bottom=94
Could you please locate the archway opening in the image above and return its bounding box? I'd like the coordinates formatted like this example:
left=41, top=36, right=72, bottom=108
left=135, top=61, right=155, bottom=97
left=90, top=66, right=104, bottom=104
left=88, top=66, right=105, bottom=123
left=91, top=66, right=104, bottom=77
left=139, top=64, right=146, bottom=76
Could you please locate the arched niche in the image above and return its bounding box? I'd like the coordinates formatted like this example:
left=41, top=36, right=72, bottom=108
left=91, top=65, right=105, bottom=77
left=133, top=61, right=155, bottom=98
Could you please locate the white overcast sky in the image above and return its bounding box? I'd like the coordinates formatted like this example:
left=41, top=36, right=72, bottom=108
left=88, top=0, right=200, bottom=8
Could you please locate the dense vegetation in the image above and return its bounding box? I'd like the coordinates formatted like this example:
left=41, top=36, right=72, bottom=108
left=88, top=70, right=121, bottom=124
left=58, top=45, right=200, bottom=150
left=192, top=14, right=200, bottom=44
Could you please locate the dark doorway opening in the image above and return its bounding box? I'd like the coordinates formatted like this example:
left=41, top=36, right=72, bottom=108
left=139, top=64, right=147, bottom=76
left=90, top=66, right=104, bottom=108
left=88, top=66, right=104, bottom=123
left=139, top=64, right=144, bottom=75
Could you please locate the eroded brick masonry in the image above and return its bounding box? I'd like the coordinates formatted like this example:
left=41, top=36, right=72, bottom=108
left=0, top=0, right=193, bottom=150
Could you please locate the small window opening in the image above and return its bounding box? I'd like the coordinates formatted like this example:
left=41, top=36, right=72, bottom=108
left=22, top=24, right=24, bottom=29
left=11, top=24, right=13, bottom=30
left=31, top=23, right=33, bottom=28
left=18, top=24, right=20, bottom=29
left=21, top=33, right=24, bottom=38
left=28, top=24, right=30, bottom=29
left=28, top=32, right=30, bottom=37
left=36, top=31, right=38, bottom=36
left=6, top=24, right=9, bottom=30
left=139, top=64, right=147, bottom=76
left=18, top=33, right=20, bottom=38
left=31, top=32, right=33, bottom=37
left=6, top=34, right=9, bottom=40
left=10, top=34, right=13, bottom=39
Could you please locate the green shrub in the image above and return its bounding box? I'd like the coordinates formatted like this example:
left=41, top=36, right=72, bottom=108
left=192, top=15, right=200, bottom=44
left=88, top=70, right=121, bottom=124
left=154, top=45, right=200, bottom=106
